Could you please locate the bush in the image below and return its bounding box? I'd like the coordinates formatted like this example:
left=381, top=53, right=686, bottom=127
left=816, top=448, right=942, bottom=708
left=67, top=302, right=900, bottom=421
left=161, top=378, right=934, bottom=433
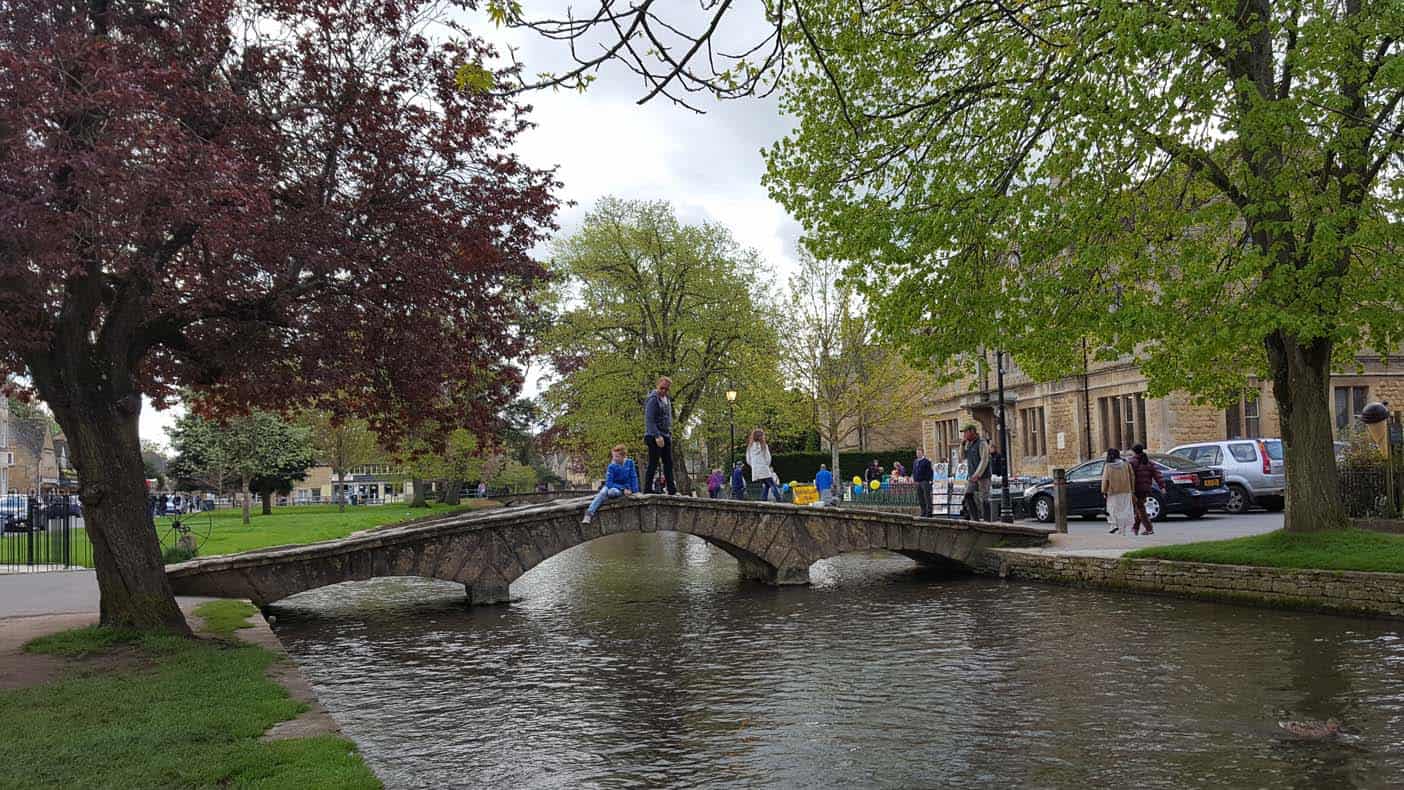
left=767, top=449, right=917, bottom=485
left=163, top=544, right=197, bottom=564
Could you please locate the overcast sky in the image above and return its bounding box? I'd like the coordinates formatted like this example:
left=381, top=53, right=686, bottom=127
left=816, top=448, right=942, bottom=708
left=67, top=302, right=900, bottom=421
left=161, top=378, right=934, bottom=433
left=139, top=3, right=801, bottom=449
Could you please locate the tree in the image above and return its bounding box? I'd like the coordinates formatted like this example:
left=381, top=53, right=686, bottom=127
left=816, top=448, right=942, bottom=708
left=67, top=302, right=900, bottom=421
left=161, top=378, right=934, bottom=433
left=169, top=411, right=313, bottom=524
left=497, top=3, right=1403, bottom=534
left=762, top=1, right=1403, bottom=533
left=781, top=252, right=925, bottom=481
left=0, top=0, right=557, bottom=632
left=299, top=412, right=382, bottom=513
left=541, top=198, right=782, bottom=493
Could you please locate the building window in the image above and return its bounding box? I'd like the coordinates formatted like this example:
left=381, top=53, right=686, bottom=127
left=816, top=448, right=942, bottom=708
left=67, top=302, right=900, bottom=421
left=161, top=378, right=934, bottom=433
left=1020, top=406, right=1046, bottom=456
left=1226, top=395, right=1261, bottom=439
left=932, top=419, right=961, bottom=465
left=1098, top=393, right=1147, bottom=450
left=1334, top=386, right=1369, bottom=432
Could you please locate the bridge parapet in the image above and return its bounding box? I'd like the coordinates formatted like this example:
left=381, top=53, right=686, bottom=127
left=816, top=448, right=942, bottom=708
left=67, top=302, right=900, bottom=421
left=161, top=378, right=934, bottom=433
left=167, top=495, right=1051, bottom=606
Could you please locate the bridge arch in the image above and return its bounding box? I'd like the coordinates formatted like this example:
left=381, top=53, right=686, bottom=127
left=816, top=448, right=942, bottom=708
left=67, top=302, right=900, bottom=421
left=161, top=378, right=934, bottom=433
left=166, top=496, right=1050, bottom=607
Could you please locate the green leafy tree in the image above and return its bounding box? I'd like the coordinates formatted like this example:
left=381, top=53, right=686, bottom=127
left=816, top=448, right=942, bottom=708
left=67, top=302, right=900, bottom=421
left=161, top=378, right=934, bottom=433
left=762, top=1, right=1404, bottom=533
left=542, top=197, right=784, bottom=493
left=781, top=252, right=926, bottom=482
left=298, top=412, right=382, bottom=513
left=168, top=411, right=314, bottom=525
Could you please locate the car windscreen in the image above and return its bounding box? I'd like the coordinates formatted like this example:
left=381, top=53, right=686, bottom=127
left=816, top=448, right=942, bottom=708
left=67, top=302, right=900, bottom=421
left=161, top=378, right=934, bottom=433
left=1263, top=439, right=1283, bottom=460
left=1151, top=453, right=1202, bottom=470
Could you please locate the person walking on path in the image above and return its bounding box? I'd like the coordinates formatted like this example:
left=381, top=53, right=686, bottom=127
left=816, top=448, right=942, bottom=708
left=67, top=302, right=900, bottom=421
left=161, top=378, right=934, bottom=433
left=960, top=424, right=992, bottom=521
left=1128, top=444, right=1164, bottom=536
left=746, top=428, right=782, bottom=502
left=1101, top=448, right=1137, bottom=535
left=913, top=449, right=935, bottom=518
left=582, top=444, right=639, bottom=524
left=730, top=461, right=747, bottom=500
left=706, top=468, right=724, bottom=499
left=643, top=376, right=677, bottom=494
left=814, top=464, right=834, bottom=503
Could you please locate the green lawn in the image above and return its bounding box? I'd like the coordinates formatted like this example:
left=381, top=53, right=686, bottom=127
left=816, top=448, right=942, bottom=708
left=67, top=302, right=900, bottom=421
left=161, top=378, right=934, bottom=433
left=0, top=603, right=380, bottom=788
left=1127, top=528, right=1404, bottom=574
left=1, top=501, right=494, bottom=568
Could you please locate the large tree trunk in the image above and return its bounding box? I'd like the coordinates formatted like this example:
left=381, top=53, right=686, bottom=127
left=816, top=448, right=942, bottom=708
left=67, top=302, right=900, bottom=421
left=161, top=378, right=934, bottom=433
left=1267, top=331, right=1348, bottom=532
left=672, top=440, right=695, bottom=495
left=442, top=479, right=463, bottom=506
left=240, top=474, right=251, bottom=525
left=333, top=466, right=345, bottom=512
left=410, top=478, right=428, bottom=508
left=49, top=398, right=190, bottom=635
left=261, top=491, right=272, bottom=516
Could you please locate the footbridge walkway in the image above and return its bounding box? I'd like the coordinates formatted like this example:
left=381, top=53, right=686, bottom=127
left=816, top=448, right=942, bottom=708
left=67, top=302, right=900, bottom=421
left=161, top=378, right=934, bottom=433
left=167, top=495, right=1052, bottom=606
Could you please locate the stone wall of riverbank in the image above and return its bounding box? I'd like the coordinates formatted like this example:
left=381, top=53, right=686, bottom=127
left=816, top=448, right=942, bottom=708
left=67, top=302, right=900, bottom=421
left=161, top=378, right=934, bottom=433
left=1354, top=517, right=1404, bottom=535
left=979, top=549, right=1404, bottom=619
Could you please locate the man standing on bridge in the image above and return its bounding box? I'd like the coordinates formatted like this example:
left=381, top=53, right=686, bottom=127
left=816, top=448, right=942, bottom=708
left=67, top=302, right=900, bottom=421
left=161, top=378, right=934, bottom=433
left=913, top=449, right=934, bottom=518
left=643, top=376, right=677, bottom=494
left=960, top=423, right=991, bottom=521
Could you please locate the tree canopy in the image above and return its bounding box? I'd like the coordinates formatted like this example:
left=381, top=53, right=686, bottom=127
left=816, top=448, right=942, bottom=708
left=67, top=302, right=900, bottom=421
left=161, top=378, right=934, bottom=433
left=0, top=0, right=558, bottom=630
left=168, top=410, right=314, bottom=523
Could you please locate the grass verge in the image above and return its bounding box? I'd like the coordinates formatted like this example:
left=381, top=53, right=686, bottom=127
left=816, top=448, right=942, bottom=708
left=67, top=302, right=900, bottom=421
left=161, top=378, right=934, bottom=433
left=2, top=607, right=379, bottom=788
left=1127, top=528, right=1404, bottom=574
left=196, top=599, right=260, bottom=636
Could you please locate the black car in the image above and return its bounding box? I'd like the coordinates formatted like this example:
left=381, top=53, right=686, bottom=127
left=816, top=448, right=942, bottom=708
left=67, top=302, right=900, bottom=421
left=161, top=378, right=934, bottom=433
left=1024, top=453, right=1230, bottom=523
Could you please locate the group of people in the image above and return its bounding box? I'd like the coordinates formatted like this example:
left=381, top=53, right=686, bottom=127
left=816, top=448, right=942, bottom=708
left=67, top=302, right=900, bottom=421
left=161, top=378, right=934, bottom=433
left=1100, top=444, right=1162, bottom=536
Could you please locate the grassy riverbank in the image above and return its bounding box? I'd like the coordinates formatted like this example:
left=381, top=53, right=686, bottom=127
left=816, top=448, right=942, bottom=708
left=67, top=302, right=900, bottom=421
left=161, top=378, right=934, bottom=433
left=0, top=601, right=379, bottom=788
left=1127, top=528, right=1404, bottom=574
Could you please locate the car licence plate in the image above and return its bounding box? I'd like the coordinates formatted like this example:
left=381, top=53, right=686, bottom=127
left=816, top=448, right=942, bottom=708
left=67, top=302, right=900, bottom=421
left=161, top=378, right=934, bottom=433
left=1203, top=478, right=1220, bottom=488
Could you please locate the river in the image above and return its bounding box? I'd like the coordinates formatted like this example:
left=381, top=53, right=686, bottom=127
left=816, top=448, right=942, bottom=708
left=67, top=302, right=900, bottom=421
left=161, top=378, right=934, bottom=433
left=270, top=532, right=1404, bottom=788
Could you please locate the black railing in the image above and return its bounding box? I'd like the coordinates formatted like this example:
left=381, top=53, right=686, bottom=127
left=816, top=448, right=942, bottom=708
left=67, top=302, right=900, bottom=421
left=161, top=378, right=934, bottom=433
left=0, top=494, right=93, bottom=571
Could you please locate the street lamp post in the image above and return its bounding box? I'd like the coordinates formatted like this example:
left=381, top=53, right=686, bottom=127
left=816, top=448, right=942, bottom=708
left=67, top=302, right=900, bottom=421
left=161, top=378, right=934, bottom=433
left=996, top=350, right=1013, bottom=523
left=725, top=389, right=738, bottom=471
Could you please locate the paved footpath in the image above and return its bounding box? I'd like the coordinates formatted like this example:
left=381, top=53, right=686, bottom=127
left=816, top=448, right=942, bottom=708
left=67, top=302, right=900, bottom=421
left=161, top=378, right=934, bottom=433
left=1023, top=511, right=1284, bottom=557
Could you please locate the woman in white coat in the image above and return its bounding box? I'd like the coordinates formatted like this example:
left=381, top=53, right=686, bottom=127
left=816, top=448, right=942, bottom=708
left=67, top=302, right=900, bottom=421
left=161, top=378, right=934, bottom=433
left=746, top=428, right=782, bottom=502
left=1100, top=448, right=1137, bottom=535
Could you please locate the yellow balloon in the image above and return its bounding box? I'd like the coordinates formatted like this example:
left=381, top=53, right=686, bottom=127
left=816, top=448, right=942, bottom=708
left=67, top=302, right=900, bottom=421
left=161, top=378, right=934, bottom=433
left=869, top=479, right=881, bottom=490
left=852, top=476, right=863, bottom=485
left=789, top=481, right=798, bottom=488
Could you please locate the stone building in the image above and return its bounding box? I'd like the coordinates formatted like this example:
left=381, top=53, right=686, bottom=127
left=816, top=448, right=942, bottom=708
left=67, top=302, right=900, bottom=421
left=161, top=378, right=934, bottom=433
left=292, top=464, right=403, bottom=503
left=920, top=350, right=1403, bottom=478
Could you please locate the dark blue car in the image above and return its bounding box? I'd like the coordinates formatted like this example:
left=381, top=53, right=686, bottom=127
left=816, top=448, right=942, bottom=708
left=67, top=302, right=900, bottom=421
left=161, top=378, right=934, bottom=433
left=1024, top=453, right=1230, bottom=523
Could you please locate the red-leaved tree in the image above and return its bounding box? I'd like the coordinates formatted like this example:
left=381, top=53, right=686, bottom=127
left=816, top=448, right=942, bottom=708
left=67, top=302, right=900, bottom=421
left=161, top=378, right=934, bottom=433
left=0, top=0, right=558, bottom=632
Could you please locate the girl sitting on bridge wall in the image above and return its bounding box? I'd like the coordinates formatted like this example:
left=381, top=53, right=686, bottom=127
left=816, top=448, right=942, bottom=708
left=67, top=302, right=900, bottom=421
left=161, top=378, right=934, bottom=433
left=582, top=444, right=640, bottom=525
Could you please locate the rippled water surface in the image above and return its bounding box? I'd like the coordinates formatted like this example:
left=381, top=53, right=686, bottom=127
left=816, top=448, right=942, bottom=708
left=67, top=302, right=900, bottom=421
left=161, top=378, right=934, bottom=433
left=270, top=532, right=1404, bottom=788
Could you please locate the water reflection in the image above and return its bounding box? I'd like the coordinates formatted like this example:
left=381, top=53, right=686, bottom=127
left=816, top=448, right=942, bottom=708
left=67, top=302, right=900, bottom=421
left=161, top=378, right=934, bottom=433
left=271, top=532, right=1404, bottom=789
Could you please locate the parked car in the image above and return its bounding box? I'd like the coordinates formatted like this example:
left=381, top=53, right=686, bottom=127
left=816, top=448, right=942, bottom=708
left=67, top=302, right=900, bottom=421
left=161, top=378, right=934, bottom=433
left=0, top=494, right=34, bottom=532
left=1166, top=439, right=1285, bottom=514
left=1024, top=454, right=1230, bottom=523
left=43, top=496, right=83, bottom=520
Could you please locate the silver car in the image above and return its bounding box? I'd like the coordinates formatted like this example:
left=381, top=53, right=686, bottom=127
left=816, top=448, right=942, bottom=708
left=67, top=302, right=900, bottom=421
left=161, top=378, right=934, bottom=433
left=1166, top=439, right=1285, bottom=514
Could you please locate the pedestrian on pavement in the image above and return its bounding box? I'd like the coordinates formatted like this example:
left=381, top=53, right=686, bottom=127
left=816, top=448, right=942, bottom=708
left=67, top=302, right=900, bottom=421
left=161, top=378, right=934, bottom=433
left=643, top=376, right=677, bottom=494
left=1128, top=444, right=1164, bottom=536
left=1101, top=447, right=1136, bottom=535
left=582, top=444, right=639, bottom=525
left=960, top=424, right=992, bottom=520
left=747, top=428, right=782, bottom=502
left=706, top=468, right=724, bottom=499
left=815, top=463, right=834, bottom=503
left=913, top=449, right=935, bottom=517
left=730, top=461, right=747, bottom=500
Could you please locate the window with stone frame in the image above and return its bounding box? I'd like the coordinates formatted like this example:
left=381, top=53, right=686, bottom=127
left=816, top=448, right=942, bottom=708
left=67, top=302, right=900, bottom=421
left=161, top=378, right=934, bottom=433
left=1225, top=394, right=1261, bottom=439
left=1020, top=406, right=1046, bottom=457
left=1333, top=385, right=1369, bottom=433
left=932, top=418, right=962, bottom=466
left=1098, top=393, right=1147, bottom=451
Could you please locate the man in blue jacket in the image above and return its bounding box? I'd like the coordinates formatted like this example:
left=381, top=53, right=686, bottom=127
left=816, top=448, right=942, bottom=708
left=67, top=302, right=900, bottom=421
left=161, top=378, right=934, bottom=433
left=643, top=376, right=677, bottom=494
left=582, top=444, right=640, bottom=524
left=814, top=463, right=833, bottom=504
left=913, top=449, right=935, bottom=517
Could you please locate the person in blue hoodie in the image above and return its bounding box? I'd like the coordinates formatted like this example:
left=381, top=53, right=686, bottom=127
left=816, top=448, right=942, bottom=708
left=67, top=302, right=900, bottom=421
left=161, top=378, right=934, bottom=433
left=814, top=464, right=834, bottom=504
left=582, top=443, right=640, bottom=524
left=730, top=461, right=746, bottom=500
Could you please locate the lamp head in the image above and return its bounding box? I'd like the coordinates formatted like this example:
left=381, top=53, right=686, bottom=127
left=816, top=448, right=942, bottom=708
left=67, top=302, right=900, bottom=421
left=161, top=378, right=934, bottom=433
left=725, top=390, right=737, bottom=403
left=1362, top=401, right=1390, bottom=451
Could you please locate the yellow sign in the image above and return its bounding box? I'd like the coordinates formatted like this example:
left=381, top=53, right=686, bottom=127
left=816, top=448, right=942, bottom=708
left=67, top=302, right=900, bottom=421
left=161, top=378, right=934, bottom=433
left=792, top=484, right=819, bottom=505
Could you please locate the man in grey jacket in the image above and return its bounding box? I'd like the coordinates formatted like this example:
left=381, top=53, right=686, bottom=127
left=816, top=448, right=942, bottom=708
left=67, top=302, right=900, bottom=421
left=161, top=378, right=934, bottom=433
left=643, top=376, right=677, bottom=494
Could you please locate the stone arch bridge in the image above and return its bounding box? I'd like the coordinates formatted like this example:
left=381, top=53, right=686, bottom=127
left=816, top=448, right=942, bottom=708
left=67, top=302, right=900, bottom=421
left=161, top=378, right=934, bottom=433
left=167, top=495, right=1051, bottom=606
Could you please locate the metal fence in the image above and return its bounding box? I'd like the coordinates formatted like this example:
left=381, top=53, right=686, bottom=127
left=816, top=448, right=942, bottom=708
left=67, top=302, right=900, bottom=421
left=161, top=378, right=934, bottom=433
left=1339, top=461, right=1402, bottom=519
left=0, top=495, right=93, bottom=572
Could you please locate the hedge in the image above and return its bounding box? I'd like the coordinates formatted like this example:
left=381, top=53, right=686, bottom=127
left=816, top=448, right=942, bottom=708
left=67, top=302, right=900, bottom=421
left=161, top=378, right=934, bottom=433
left=765, top=449, right=918, bottom=485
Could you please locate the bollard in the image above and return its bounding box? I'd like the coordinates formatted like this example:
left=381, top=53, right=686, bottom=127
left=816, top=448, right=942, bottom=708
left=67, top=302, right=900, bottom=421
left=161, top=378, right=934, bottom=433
left=1053, top=468, right=1068, bottom=534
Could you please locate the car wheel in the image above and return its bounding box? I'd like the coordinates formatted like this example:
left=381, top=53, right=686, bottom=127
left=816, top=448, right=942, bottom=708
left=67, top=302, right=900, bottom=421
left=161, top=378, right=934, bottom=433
left=1032, top=494, right=1054, bottom=523
left=1263, top=498, right=1284, bottom=513
left=1185, top=509, right=1207, bottom=519
left=1224, top=484, right=1249, bottom=515
left=1144, top=494, right=1163, bottom=521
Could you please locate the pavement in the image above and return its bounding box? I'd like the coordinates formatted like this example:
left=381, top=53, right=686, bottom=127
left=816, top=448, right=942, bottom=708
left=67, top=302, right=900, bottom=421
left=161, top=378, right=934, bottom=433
left=1018, top=510, right=1285, bottom=557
